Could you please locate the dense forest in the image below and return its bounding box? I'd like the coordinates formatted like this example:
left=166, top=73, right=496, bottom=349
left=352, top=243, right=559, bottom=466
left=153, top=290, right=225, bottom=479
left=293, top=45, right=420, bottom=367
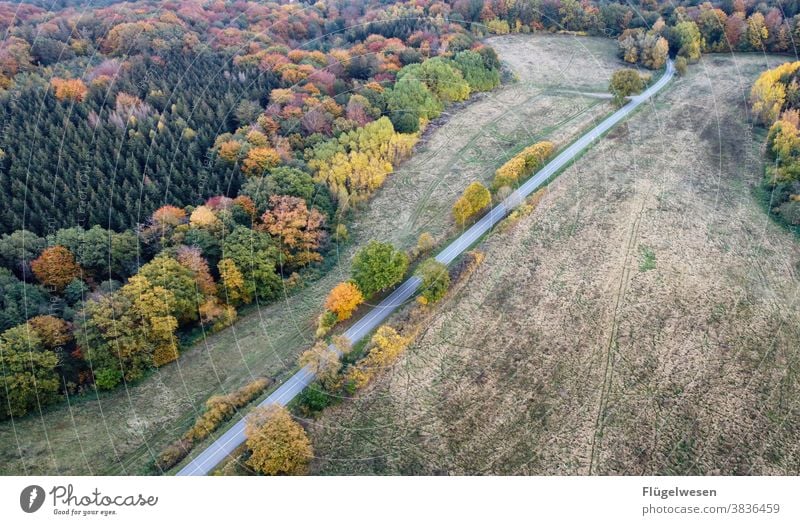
left=1, top=0, right=798, bottom=418
left=0, top=0, right=504, bottom=419
left=751, top=61, right=800, bottom=225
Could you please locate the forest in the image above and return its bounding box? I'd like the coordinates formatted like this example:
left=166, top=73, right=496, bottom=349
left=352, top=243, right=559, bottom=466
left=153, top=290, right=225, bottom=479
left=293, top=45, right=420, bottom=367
left=751, top=60, right=800, bottom=226
left=2, top=0, right=799, bottom=419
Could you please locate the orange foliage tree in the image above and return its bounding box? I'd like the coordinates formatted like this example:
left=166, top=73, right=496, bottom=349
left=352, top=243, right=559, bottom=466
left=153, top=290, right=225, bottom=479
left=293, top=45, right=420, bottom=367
left=31, top=246, right=82, bottom=291
left=260, top=195, right=326, bottom=267
left=50, top=77, right=88, bottom=102
left=324, top=282, right=364, bottom=321
left=242, top=147, right=281, bottom=176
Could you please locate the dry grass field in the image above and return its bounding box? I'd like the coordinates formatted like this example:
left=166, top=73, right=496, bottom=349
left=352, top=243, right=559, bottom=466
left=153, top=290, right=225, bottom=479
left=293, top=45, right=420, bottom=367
left=309, top=53, right=800, bottom=475
left=0, top=34, right=621, bottom=475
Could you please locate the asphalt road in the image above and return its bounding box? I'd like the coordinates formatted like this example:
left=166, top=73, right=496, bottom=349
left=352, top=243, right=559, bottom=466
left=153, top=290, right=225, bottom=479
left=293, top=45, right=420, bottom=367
left=176, top=60, right=674, bottom=476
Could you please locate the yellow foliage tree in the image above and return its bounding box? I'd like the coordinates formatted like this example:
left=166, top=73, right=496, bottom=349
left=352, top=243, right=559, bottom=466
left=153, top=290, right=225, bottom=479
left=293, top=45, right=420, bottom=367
left=452, top=181, right=491, bottom=226
left=189, top=205, right=219, bottom=228
left=493, top=141, right=554, bottom=190
left=50, top=77, right=88, bottom=102
left=751, top=61, right=800, bottom=124
left=324, top=282, right=364, bottom=321
left=218, top=258, right=251, bottom=306
left=242, top=146, right=281, bottom=176
left=245, top=405, right=313, bottom=476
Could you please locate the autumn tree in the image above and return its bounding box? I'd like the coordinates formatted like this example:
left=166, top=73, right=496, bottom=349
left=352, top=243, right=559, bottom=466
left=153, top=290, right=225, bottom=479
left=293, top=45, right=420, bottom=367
left=28, top=315, right=72, bottom=349
left=673, top=21, right=703, bottom=61
left=609, top=68, right=646, bottom=106
left=452, top=182, right=491, bottom=226
left=747, top=12, right=768, bottom=50
left=31, top=246, right=82, bottom=292
left=299, top=341, right=341, bottom=389
left=416, top=258, right=450, bottom=304
left=50, top=77, right=88, bottom=102
left=137, top=254, right=199, bottom=324
left=324, top=281, right=364, bottom=321
left=493, top=142, right=554, bottom=189
left=260, top=195, right=326, bottom=268
left=78, top=275, right=179, bottom=389
left=217, top=258, right=251, bottom=306
left=344, top=325, right=411, bottom=391
left=245, top=405, right=313, bottom=476
left=0, top=323, right=60, bottom=419
left=351, top=240, right=409, bottom=298
left=242, top=147, right=281, bottom=177
left=176, top=246, right=217, bottom=298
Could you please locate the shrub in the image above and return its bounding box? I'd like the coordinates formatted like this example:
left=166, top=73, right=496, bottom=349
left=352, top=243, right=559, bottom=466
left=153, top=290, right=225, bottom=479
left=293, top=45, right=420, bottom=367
left=182, top=378, right=271, bottom=442
left=155, top=438, right=192, bottom=472
left=299, top=342, right=341, bottom=390
left=492, top=141, right=554, bottom=190
left=416, top=258, right=450, bottom=304
left=452, top=182, right=491, bottom=226
left=297, top=385, right=332, bottom=416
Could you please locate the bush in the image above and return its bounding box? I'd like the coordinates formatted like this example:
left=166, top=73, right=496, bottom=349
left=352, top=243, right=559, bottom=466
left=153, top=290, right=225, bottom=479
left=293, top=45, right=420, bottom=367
left=675, top=56, right=688, bottom=76
left=416, top=258, right=450, bottom=304
left=452, top=182, right=491, bottom=226
left=492, top=141, right=554, bottom=190
left=297, top=385, right=332, bottom=415
left=182, top=378, right=271, bottom=442
left=155, top=438, right=192, bottom=472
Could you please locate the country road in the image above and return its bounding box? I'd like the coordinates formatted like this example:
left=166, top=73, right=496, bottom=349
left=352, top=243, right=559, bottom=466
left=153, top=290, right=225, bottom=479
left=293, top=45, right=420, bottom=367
left=176, top=59, right=675, bottom=476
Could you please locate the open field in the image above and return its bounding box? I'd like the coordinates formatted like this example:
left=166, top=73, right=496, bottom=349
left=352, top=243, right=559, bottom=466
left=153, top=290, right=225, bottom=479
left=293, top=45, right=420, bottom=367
left=0, top=34, right=622, bottom=475
left=309, top=53, right=800, bottom=475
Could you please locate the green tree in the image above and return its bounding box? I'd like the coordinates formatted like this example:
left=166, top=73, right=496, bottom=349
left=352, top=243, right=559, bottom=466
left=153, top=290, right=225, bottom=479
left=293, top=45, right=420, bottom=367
left=385, top=76, right=442, bottom=133
left=0, top=229, right=46, bottom=278
left=674, top=21, right=703, bottom=61
left=351, top=240, right=409, bottom=298
left=240, top=166, right=317, bottom=212
left=0, top=323, right=60, bottom=419
left=222, top=226, right=281, bottom=301
left=452, top=50, right=500, bottom=92
left=399, top=57, right=470, bottom=103
left=0, top=269, right=50, bottom=331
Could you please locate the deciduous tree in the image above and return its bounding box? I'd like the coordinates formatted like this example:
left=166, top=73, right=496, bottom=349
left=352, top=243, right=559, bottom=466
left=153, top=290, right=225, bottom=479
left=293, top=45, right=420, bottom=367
left=351, top=240, right=408, bottom=298
left=31, top=246, right=82, bottom=292
left=324, top=281, right=364, bottom=321
left=452, top=182, right=491, bottom=226
left=245, top=405, right=313, bottom=476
